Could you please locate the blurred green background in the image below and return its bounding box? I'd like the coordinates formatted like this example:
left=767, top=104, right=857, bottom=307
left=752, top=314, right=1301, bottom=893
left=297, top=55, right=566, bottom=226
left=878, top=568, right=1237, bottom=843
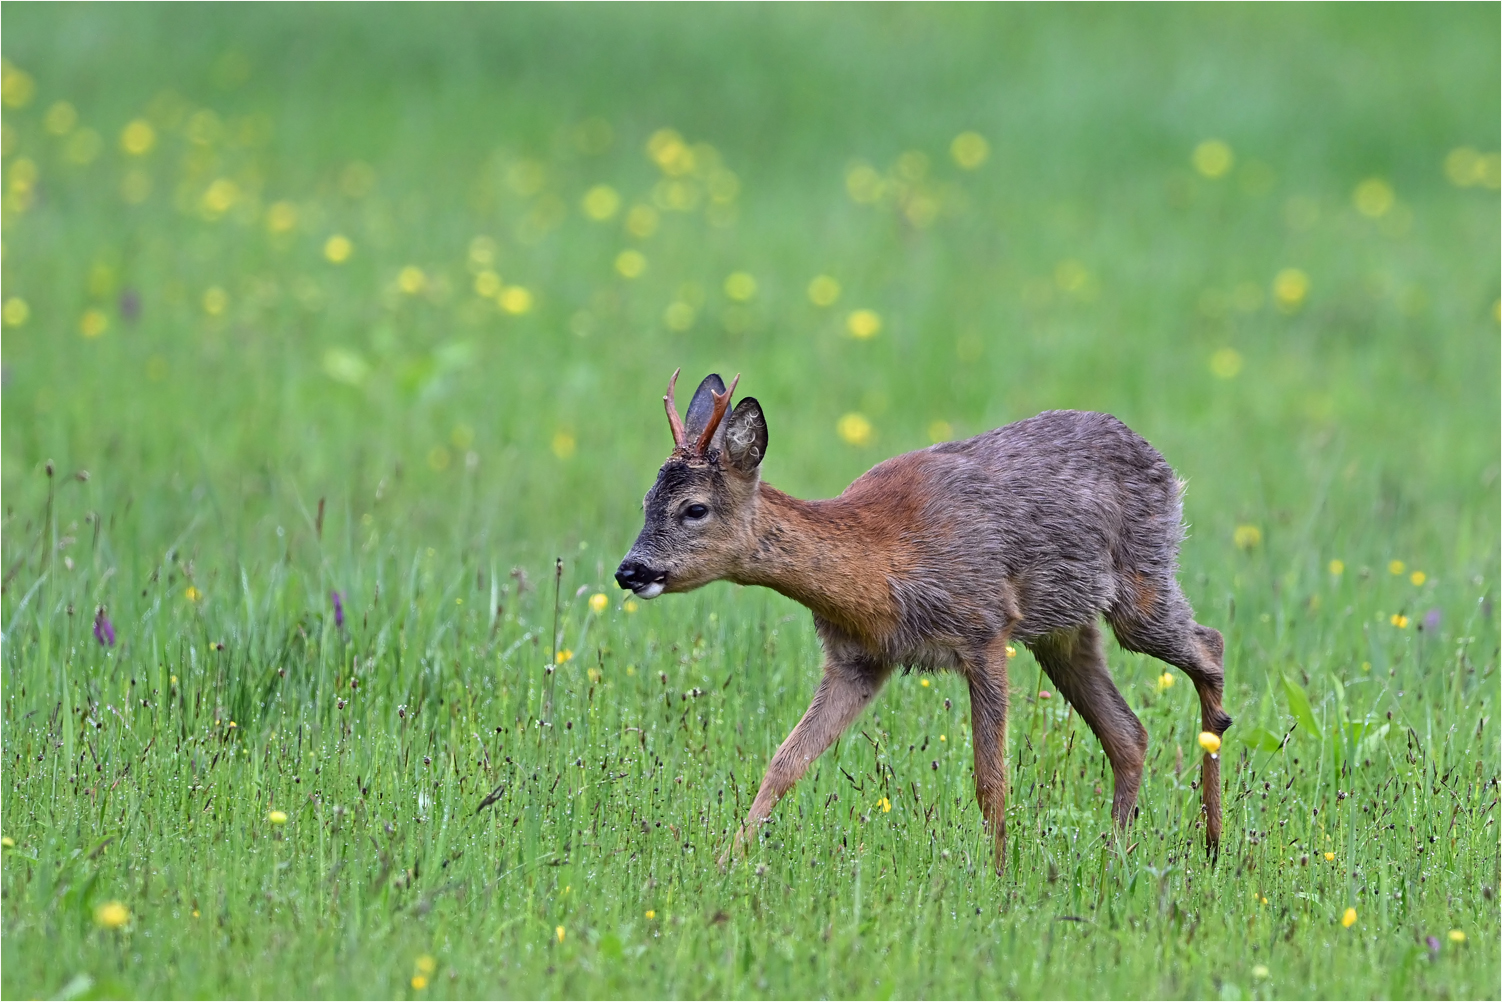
left=2, top=4, right=1498, bottom=999
left=2, top=4, right=1497, bottom=561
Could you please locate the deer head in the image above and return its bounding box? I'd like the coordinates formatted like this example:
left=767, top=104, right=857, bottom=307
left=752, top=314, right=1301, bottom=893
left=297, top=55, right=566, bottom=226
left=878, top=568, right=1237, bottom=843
left=616, top=370, right=768, bottom=598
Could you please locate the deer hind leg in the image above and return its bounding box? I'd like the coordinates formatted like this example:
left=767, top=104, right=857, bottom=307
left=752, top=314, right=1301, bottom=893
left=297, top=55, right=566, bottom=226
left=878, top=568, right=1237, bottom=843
left=732, top=653, right=891, bottom=861
left=1108, top=577, right=1231, bottom=850
left=965, top=635, right=1011, bottom=875
left=1030, top=622, right=1149, bottom=830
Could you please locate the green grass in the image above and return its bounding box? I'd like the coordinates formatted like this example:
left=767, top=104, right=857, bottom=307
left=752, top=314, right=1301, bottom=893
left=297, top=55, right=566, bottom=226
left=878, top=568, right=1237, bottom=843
left=2, top=4, right=1499, bottom=998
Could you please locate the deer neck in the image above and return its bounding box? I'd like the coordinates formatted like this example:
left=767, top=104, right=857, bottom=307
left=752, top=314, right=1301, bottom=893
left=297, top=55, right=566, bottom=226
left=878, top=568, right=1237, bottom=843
left=734, top=482, right=901, bottom=639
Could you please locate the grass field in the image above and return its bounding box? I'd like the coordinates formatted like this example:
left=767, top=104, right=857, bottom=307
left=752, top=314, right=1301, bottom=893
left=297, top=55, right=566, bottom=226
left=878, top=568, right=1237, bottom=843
left=2, top=5, right=1499, bottom=998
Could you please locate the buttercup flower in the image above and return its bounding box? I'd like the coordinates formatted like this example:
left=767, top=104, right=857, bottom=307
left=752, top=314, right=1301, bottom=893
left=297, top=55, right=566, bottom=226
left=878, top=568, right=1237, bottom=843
left=94, top=901, right=130, bottom=929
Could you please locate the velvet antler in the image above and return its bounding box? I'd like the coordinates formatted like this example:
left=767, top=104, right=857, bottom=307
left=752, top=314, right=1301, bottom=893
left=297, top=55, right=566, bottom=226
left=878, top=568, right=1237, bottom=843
left=663, top=368, right=687, bottom=449
left=694, top=373, right=740, bottom=454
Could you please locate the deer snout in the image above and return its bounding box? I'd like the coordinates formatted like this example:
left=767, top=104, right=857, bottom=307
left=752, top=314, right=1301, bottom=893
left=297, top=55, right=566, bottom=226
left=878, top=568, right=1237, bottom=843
left=615, top=559, right=667, bottom=599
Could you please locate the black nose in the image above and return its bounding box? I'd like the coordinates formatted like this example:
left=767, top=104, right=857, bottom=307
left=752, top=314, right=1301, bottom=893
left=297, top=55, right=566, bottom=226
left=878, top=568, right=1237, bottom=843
left=615, top=560, right=650, bottom=590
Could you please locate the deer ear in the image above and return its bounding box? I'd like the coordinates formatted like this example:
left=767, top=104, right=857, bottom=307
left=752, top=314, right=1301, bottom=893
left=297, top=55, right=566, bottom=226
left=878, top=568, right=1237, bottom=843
left=682, top=374, right=726, bottom=443
left=722, top=397, right=767, bottom=475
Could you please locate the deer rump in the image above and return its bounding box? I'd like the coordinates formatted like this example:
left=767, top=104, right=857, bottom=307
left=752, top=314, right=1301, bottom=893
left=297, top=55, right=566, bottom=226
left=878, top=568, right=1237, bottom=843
left=617, top=373, right=1231, bottom=873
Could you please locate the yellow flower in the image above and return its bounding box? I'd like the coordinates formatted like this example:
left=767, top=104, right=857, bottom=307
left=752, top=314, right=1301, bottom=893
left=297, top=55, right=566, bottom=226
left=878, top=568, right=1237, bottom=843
left=1352, top=178, right=1394, bottom=218
left=589, top=593, right=609, bottom=614
left=724, top=271, right=757, bottom=301
left=80, top=309, right=109, bottom=339
left=1192, top=140, right=1234, bottom=178
left=939, top=734, right=946, bottom=742
left=411, top=976, right=428, bottom=990
left=645, top=909, right=656, bottom=920
left=928, top=421, right=953, bottom=443
left=920, top=678, right=930, bottom=687
left=1, top=63, right=36, bottom=108
left=266, top=201, right=298, bottom=233
left=1328, top=559, right=1344, bottom=576
left=615, top=249, right=646, bottom=278
left=0, top=836, right=14, bottom=848
left=1272, top=269, right=1309, bottom=312
left=623, top=598, right=639, bottom=614
left=555, top=925, right=566, bottom=944
left=185, top=586, right=202, bottom=602
left=473, top=270, right=502, bottom=297
left=625, top=204, right=659, bottom=238
left=416, top=955, right=437, bottom=975
left=44, top=101, right=78, bottom=135
left=878, top=796, right=892, bottom=813
left=1209, top=347, right=1243, bottom=379
left=324, top=235, right=353, bottom=263
left=268, top=810, right=288, bottom=825
left=555, top=649, right=573, bottom=665
left=837, top=413, right=873, bottom=447
left=663, top=301, right=695, bottom=331
left=201, top=178, right=240, bottom=217
left=202, top=287, right=228, bottom=316
left=398, top=266, right=427, bottom=295
left=581, top=184, right=621, bottom=221
left=1341, top=907, right=1357, bottom=928
left=1156, top=672, right=1175, bottom=693
left=551, top=431, right=576, bottom=460
left=468, top=236, right=497, bottom=267
left=950, top=131, right=990, bottom=169
left=1198, top=731, right=1221, bottom=755
left=1449, top=929, right=1466, bottom=944
left=120, top=119, right=156, bottom=156
left=1324, top=852, right=1334, bottom=861
left=808, top=275, right=841, bottom=307
left=2, top=297, right=30, bottom=326
left=1388, top=560, right=1405, bottom=575
left=498, top=286, right=533, bottom=314
left=1390, top=614, right=1409, bottom=629
left=846, top=309, right=882, bottom=339
left=1409, top=571, right=1425, bottom=586
left=1233, top=525, right=1262, bottom=550
left=1445, top=147, right=1484, bottom=187
left=1251, top=965, right=1270, bottom=980
left=94, top=900, right=130, bottom=929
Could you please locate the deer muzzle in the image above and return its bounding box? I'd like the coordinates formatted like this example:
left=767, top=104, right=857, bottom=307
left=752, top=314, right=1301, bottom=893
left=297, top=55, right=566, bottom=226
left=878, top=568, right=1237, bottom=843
left=615, top=559, right=667, bottom=599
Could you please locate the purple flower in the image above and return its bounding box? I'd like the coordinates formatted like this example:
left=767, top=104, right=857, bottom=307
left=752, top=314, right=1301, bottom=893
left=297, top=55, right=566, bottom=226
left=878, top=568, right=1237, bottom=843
left=1422, top=608, right=1442, bottom=633
left=331, top=590, right=345, bottom=629
left=93, top=607, right=115, bottom=647
left=1426, top=935, right=1441, bottom=958
left=119, top=288, right=141, bottom=323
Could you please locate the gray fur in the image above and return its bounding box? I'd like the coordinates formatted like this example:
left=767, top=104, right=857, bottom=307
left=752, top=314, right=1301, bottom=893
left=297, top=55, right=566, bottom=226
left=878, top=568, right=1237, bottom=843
left=618, top=381, right=1231, bottom=869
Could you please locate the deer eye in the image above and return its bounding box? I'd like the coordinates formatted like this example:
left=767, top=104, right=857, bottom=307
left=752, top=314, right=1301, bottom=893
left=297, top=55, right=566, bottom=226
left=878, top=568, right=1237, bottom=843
left=682, top=503, right=709, bottom=521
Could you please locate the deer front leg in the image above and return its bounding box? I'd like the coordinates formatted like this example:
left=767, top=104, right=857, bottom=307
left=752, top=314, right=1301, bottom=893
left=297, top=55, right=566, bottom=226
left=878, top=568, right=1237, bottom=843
left=966, top=636, right=1011, bottom=876
left=723, top=654, right=890, bottom=867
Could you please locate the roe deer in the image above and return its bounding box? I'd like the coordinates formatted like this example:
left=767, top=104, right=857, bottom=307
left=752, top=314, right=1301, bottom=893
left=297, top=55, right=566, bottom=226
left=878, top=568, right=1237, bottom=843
left=615, top=371, right=1232, bottom=872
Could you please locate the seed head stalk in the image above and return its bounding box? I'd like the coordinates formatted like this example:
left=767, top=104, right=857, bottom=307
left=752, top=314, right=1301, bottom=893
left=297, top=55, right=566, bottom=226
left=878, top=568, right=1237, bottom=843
left=545, top=557, right=563, bottom=730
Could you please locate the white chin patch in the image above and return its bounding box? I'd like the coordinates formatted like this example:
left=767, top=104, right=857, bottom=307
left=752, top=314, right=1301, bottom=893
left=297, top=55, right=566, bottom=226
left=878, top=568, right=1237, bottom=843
left=636, top=582, right=665, bottom=599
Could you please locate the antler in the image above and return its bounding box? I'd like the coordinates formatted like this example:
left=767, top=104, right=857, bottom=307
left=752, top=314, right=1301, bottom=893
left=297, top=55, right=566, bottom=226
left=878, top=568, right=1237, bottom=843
left=694, top=373, right=740, bottom=454
left=663, top=368, right=687, bottom=448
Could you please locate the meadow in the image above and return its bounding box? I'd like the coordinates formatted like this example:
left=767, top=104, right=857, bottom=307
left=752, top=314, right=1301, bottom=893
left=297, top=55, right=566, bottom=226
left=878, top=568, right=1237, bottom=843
left=1, top=5, right=1499, bottom=998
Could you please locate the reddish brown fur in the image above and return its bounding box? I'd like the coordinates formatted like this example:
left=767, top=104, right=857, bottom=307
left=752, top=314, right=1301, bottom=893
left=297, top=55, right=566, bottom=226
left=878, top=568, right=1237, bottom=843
left=618, top=375, right=1231, bottom=873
